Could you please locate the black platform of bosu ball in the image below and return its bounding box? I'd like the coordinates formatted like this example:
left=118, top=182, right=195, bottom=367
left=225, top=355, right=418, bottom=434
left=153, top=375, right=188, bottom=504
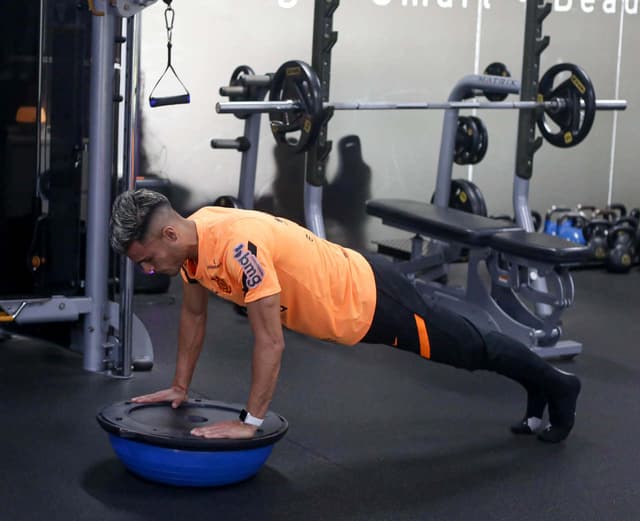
left=97, top=400, right=289, bottom=487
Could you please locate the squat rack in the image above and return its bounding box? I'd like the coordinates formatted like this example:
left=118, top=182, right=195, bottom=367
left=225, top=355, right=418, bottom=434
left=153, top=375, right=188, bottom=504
left=302, top=0, right=589, bottom=235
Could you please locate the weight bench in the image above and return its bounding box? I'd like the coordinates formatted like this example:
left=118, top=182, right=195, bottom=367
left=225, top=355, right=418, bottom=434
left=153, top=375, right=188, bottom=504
left=366, top=199, right=593, bottom=358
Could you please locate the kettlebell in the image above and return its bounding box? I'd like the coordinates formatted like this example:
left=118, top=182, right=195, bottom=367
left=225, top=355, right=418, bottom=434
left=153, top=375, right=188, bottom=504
left=606, top=218, right=637, bottom=273
left=575, top=204, right=597, bottom=220
left=556, top=213, right=587, bottom=245
left=594, top=208, right=618, bottom=223
left=543, top=207, right=571, bottom=236
left=607, top=203, right=627, bottom=219
left=582, top=219, right=610, bottom=261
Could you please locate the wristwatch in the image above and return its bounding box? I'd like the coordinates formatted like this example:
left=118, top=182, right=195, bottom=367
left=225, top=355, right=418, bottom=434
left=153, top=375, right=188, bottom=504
left=239, top=408, right=264, bottom=427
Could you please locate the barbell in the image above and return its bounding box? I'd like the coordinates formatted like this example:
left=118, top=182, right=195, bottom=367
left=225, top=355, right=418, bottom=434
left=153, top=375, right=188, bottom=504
left=215, top=60, right=627, bottom=153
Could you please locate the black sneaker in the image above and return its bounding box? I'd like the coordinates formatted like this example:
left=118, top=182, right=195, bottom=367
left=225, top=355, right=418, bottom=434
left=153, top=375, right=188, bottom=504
left=511, top=391, right=546, bottom=435
left=537, top=373, right=581, bottom=443
left=511, top=416, right=544, bottom=435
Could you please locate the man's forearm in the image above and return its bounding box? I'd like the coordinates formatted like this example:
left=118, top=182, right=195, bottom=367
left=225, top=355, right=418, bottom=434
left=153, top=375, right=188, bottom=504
left=245, top=339, right=284, bottom=419
left=172, top=309, right=207, bottom=391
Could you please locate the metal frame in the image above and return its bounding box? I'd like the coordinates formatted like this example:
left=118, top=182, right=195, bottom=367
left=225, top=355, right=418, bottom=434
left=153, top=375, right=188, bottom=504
left=212, top=81, right=270, bottom=210
left=0, top=0, right=155, bottom=376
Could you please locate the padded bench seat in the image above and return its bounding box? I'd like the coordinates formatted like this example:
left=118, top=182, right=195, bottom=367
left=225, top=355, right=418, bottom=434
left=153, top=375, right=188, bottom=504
left=366, top=199, right=520, bottom=246
left=489, top=230, right=593, bottom=265
left=366, top=199, right=593, bottom=266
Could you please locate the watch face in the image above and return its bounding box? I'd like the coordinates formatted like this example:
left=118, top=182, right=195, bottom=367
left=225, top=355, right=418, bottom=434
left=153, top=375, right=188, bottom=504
left=239, top=409, right=248, bottom=421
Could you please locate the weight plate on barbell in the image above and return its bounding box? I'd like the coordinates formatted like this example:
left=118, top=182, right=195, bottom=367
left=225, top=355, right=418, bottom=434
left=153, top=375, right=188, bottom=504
left=536, top=63, right=596, bottom=148
left=269, top=60, right=324, bottom=154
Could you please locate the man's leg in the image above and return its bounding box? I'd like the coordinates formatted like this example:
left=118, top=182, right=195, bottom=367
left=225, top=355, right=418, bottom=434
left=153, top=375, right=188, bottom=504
left=360, top=254, right=581, bottom=443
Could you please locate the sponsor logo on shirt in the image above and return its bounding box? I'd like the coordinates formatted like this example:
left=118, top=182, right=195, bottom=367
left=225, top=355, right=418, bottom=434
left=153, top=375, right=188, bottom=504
left=233, top=243, right=264, bottom=290
left=212, top=275, right=232, bottom=294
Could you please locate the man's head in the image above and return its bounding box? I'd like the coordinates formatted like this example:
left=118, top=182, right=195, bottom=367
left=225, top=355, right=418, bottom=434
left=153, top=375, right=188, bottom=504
left=110, top=189, right=192, bottom=277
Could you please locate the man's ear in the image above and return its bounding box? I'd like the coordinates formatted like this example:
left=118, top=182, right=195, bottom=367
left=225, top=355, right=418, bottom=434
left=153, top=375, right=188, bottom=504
left=161, top=225, right=178, bottom=242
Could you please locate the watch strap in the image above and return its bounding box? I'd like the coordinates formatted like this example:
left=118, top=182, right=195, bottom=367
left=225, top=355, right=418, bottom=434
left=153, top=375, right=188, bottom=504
left=239, top=408, right=264, bottom=427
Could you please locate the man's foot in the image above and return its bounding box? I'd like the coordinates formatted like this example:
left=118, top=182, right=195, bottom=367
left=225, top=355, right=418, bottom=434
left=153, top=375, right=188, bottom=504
left=537, top=371, right=581, bottom=443
left=510, top=391, right=547, bottom=435
left=510, top=415, right=544, bottom=435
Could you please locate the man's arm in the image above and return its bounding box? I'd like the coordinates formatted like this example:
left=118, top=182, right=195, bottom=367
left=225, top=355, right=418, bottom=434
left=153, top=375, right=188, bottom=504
left=132, top=281, right=209, bottom=407
left=191, top=293, right=285, bottom=439
left=245, top=293, right=286, bottom=419
left=172, top=281, right=210, bottom=392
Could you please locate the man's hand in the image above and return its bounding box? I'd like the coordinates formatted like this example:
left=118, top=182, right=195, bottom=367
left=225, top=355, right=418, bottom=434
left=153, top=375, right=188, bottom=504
left=191, top=420, right=257, bottom=439
left=131, top=386, right=187, bottom=409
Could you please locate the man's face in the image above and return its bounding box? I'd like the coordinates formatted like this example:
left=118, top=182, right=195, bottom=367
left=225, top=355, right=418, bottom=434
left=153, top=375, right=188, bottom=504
left=127, top=232, right=183, bottom=277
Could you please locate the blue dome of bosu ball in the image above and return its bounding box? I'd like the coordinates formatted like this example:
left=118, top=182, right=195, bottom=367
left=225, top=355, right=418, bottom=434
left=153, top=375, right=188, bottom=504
left=97, top=399, right=288, bottom=487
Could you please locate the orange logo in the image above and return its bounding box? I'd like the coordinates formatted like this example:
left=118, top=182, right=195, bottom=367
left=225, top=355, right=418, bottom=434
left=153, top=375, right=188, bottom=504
left=212, top=276, right=232, bottom=294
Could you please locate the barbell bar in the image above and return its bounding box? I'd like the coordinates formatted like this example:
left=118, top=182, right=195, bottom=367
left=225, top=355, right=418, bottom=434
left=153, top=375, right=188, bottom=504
left=216, top=98, right=626, bottom=114
left=217, top=60, right=628, bottom=152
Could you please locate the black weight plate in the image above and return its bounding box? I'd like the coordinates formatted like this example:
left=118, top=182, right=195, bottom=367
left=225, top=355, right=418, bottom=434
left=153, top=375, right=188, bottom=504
left=450, top=179, right=487, bottom=216
left=463, top=179, right=488, bottom=216
left=97, top=400, right=289, bottom=451
left=483, top=62, right=511, bottom=102
left=213, top=195, right=243, bottom=209
left=228, top=65, right=255, bottom=119
left=229, top=65, right=255, bottom=102
left=537, top=63, right=596, bottom=148
left=468, top=116, right=489, bottom=164
left=454, top=116, right=479, bottom=165
left=269, top=60, right=324, bottom=153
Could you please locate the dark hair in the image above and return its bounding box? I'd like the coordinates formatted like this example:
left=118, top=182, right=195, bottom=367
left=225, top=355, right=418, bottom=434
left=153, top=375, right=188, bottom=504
left=109, top=189, right=170, bottom=254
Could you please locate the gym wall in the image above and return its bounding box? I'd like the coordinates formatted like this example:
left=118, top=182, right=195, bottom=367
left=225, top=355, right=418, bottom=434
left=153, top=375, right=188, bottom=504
left=139, top=0, right=638, bottom=246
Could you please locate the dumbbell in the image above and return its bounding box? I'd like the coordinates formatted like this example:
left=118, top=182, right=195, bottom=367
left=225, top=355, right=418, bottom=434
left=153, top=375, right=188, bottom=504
left=606, top=217, right=637, bottom=273
left=582, top=219, right=610, bottom=261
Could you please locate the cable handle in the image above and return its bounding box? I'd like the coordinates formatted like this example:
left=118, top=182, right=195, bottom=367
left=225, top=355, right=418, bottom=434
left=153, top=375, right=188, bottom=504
left=148, top=0, right=190, bottom=108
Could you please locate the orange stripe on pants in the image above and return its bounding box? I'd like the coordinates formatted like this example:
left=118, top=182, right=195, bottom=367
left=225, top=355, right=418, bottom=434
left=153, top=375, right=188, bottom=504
left=413, top=314, right=431, bottom=359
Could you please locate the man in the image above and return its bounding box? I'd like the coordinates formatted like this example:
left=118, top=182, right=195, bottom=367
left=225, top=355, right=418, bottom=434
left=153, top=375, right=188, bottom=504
left=110, top=189, right=581, bottom=443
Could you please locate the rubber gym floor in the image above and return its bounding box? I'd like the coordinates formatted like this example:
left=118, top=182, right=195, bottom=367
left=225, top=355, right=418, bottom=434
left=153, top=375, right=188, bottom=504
left=1, top=267, right=638, bottom=521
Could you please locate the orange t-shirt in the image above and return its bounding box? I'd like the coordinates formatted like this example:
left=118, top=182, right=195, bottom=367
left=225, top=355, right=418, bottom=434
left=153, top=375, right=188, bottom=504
left=181, top=207, right=377, bottom=345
